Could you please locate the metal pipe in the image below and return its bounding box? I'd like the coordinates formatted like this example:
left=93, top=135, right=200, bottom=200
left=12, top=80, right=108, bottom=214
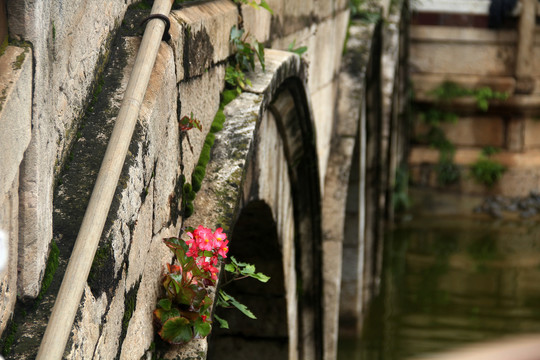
left=36, top=0, right=174, bottom=358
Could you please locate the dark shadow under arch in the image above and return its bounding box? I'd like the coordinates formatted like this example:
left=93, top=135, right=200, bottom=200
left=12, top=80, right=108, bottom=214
left=208, top=200, right=288, bottom=360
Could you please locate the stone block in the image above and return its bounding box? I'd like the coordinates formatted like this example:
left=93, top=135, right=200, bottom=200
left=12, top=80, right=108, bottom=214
left=125, top=183, right=154, bottom=291
left=178, top=65, right=225, bottom=185
left=269, top=0, right=315, bottom=38
left=410, top=26, right=515, bottom=76
left=415, top=117, right=505, bottom=148
left=242, top=2, right=272, bottom=43
left=170, top=0, right=238, bottom=82
left=524, top=118, right=540, bottom=150
left=100, top=40, right=177, bottom=277
left=507, top=117, right=525, bottom=152
left=0, top=45, right=32, bottom=199
left=66, top=285, right=109, bottom=359
left=314, top=0, right=334, bottom=19
left=120, top=228, right=175, bottom=360
left=92, top=276, right=125, bottom=359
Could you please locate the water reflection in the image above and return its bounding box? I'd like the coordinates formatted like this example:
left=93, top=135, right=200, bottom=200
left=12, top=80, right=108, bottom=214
left=339, top=217, right=540, bottom=360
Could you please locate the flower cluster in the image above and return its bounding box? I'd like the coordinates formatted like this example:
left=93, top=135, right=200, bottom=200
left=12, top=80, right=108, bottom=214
left=185, top=226, right=229, bottom=281
left=153, top=226, right=228, bottom=345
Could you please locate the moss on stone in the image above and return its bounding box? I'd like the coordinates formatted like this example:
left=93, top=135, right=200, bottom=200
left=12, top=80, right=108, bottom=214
left=1, top=322, right=17, bottom=356
left=0, top=37, right=8, bottom=57
left=35, top=240, right=60, bottom=304
left=12, top=51, right=26, bottom=71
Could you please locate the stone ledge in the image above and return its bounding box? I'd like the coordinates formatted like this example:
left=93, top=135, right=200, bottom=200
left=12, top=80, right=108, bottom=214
left=170, top=0, right=238, bottom=82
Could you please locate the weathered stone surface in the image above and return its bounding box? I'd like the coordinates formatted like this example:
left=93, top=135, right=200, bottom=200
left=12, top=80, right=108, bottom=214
left=179, top=65, right=225, bottom=186
left=8, top=0, right=128, bottom=298
left=268, top=0, right=315, bottom=38
left=524, top=118, right=540, bottom=150
left=507, top=117, right=525, bottom=152
left=170, top=0, right=238, bottom=82
left=125, top=183, right=154, bottom=291
left=121, top=228, right=175, bottom=360
left=0, top=46, right=32, bottom=199
left=65, top=286, right=109, bottom=358
left=242, top=2, right=272, bottom=43
left=308, top=10, right=349, bottom=94
left=410, top=26, right=516, bottom=76
left=104, top=40, right=177, bottom=277
left=0, top=45, right=32, bottom=332
left=93, top=274, right=125, bottom=360
left=414, top=117, right=505, bottom=148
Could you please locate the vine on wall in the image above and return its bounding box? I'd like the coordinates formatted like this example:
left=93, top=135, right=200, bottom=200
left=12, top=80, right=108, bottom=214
left=415, top=81, right=508, bottom=188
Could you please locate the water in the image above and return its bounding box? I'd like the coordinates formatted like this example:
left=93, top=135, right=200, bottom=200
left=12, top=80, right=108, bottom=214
left=338, top=216, right=540, bottom=360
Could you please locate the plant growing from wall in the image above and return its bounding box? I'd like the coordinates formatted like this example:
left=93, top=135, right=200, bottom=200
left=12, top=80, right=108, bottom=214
left=287, top=39, right=308, bottom=56
left=233, top=0, right=273, bottom=14
left=470, top=147, right=506, bottom=187
left=154, top=226, right=269, bottom=344
left=226, top=26, right=266, bottom=93
left=416, top=82, right=508, bottom=187
left=154, top=226, right=229, bottom=344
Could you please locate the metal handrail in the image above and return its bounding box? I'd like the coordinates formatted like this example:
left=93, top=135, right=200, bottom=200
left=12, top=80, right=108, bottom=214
left=36, top=0, right=174, bottom=358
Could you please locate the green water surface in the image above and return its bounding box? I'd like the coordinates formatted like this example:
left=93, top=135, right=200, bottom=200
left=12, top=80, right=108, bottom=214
left=339, top=217, right=540, bottom=360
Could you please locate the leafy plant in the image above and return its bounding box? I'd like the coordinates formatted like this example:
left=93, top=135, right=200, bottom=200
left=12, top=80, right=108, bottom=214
left=154, top=226, right=270, bottom=343
left=436, top=156, right=460, bottom=186
left=214, top=256, right=270, bottom=329
left=179, top=112, right=202, bottom=132
left=226, top=26, right=266, bottom=93
left=430, top=81, right=508, bottom=111
left=481, top=146, right=500, bottom=157
left=154, top=226, right=229, bottom=344
left=287, top=39, right=308, bottom=56
left=470, top=158, right=506, bottom=187
left=393, top=165, right=410, bottom=212
left=233, top=0, right=273, bottom=14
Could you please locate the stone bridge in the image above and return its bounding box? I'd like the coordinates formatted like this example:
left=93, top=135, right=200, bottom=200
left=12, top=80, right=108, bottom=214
left=0, top=0, right=408, bottom=359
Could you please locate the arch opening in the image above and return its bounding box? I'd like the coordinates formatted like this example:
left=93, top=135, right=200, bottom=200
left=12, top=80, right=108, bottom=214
left=208, top=200, right=288, bottom=360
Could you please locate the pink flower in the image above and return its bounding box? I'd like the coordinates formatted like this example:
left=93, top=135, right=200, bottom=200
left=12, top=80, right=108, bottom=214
left=214, top=228, right=227, bottom=243
left=217, top=240, right=229, bottom=258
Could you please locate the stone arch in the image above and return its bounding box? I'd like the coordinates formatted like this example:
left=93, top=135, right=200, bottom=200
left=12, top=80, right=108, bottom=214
left=203, top=50, right=323, bottom=360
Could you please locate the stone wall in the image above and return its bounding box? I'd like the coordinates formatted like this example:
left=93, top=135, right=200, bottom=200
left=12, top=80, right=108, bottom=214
left=0, top=0, right=407, bottom=359
left=409, top=22, right=540, bottom=196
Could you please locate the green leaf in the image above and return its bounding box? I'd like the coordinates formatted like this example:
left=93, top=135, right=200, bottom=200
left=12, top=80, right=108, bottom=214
left=194, top=318, right=212, bottom=337
left=159, top=316, right=193, bottom=344
left=259, top=0, right=274, bottom=14
left=230, top=26, right=243, bottom=43
left=220, top=290, right=256, bottom=319
left=158, top=298, right=172, bottom=311
left=224, top=263, right=236, bottom=273
left=250, top=272, right=270, bottom=283
left=231, top=256, right=249, bottom=267
left=292, top=46, right=307, bottom=56
left=154, top=307, right=180, bottom=324
left=255, top=42, right=266, bottom=71
left=241, top=264, right=255, bottom=274
left=213, top=314, right=229, bottom=329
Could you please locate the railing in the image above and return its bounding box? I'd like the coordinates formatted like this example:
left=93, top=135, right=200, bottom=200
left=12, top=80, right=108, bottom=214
left=36, top=0, right=174, bottom=358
